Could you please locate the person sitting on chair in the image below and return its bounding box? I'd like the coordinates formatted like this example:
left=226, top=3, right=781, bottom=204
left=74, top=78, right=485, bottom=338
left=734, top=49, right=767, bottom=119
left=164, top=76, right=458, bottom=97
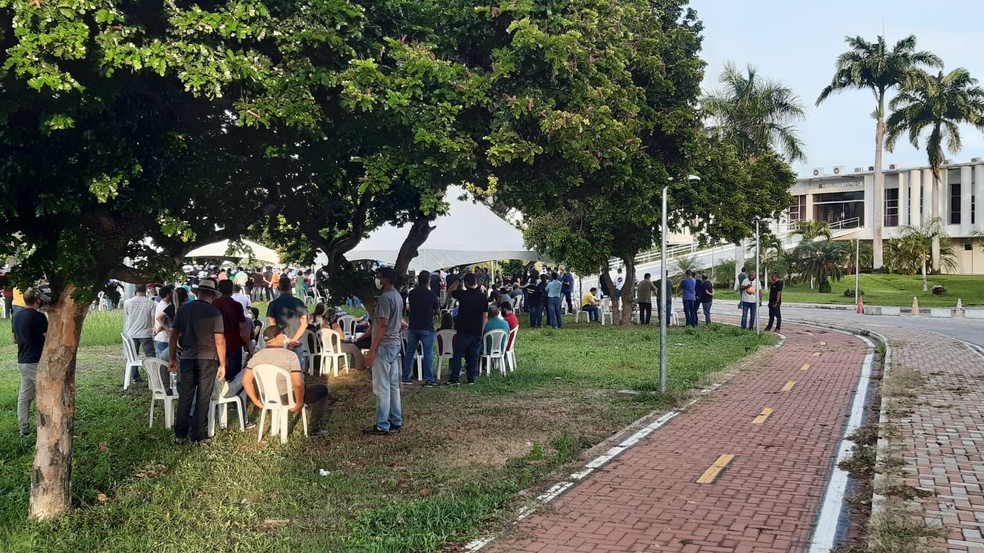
left=483, top=305, right=510, bottom=354
left=242, top=325, right=330, bottom=437
left=581, top=287, right=601, bottom=322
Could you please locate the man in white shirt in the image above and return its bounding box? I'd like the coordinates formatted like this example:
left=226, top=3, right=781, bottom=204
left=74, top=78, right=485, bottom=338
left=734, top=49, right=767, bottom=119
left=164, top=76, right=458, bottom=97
left=123, top=284, right=157, bottom=383
left=232, top=284, right=252, bottom=318
left=153, top=285, right=174, bottom=361
left=739, top=273, right=759, bottom=330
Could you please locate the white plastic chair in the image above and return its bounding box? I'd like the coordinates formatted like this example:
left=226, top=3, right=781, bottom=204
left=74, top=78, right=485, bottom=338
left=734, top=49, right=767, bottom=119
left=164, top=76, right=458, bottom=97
left=318, top=329, right=348, bottom=377
left=121, top=333, right=142, bottom=390
left=435, top=329, right=456, bottom=381
left=302, top=329, right=317, bottom=375
left=144, top=358, right=179, bottom=428
left=399, top=329, right=424, bottom=381
left=600, top=299, right=613, bottom=326
left=337, top=315, right=358, bottom=340
left=251, top=364, right=308, bottom=444
left=504, top=326, right=518, bottom=372
left=98, top=291, right=109, bottom=311
left=575, top=307, right=588, bottom=323
left=481, top=329, right=508, bottom=376
left=207, top=377, right=245, bottom=437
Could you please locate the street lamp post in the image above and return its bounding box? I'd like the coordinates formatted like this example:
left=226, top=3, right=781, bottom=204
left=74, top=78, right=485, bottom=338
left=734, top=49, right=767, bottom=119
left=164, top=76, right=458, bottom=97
left=660, top=175, right=699, bottom=394
left=755, top=217, right=761, bottom=336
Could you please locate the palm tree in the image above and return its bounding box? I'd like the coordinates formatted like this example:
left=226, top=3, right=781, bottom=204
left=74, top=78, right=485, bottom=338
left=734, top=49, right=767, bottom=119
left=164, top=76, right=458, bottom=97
left=793, top=220, right=833, bottom=241
left=793, top=239, right=848, bottom=292
left=886, top=67, right=984, bottom=272
left=816, top=35, right=942, bottom=271
left=895, top=218, right=957, bottom=291
left=703, top=62, right=807, bottom=162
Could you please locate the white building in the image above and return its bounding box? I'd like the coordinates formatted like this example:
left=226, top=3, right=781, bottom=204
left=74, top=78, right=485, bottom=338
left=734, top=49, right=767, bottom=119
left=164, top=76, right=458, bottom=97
left=790, top=159, right=984, bottom=274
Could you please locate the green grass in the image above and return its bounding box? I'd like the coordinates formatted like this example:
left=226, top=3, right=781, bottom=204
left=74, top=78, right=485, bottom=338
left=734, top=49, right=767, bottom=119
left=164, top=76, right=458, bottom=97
left=715, top=273, right=984, bottom=307
left=0, top=318, right=772, bottom=553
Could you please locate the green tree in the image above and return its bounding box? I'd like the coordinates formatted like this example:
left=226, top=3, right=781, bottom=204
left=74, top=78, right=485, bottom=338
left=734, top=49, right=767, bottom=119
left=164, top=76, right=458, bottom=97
left=886, top=67, right=984, bottom=272
left=816, top=35, right=942, bottom=270
left=793, top=239, right=848, bottom=292
left=702, top=62, right=807, bottom=162
left=892, top=218, right=957, bottom=290
left=793, top=220, right=833, bottom=241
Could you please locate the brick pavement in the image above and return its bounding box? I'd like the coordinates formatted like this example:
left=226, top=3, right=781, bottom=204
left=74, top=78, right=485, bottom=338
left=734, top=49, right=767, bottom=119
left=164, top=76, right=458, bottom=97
left=486, top=322, right=871, bottom=552
left=791, top=314, right=984, bottom=553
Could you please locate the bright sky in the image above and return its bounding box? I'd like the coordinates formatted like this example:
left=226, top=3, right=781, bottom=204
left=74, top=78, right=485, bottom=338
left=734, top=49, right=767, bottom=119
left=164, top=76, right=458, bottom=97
left=690, top=0, right=984, bottom=177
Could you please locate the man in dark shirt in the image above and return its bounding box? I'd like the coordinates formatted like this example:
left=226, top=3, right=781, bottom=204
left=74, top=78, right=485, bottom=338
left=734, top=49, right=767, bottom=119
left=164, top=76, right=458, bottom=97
left=446, top=273, right=488, bottom=385
left=561, top=270, right=575, bottom=313
left=429, top=270, right=443, bottom=306
left=700, top=274, right=715, bottom=326
left=13, top=288, right=47, bottom=437
left=525, top=276, right=545, bottom=328
left=266, top=278, right=309, bottom=367
left=764, top=272, right=783, bottom=332
left=403, top=271, right=441, bottom=386
left=169, top=279, right=226, bottom=444
left=213, top=279, right=255, bottom=410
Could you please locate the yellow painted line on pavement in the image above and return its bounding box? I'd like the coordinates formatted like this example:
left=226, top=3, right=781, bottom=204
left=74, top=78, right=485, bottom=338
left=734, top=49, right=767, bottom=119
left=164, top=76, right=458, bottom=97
left=800, top=363, right=811, bottom=371
left=781, top=381, right=796, bottom=392
left=696, top=454, right=735, bottom=484
left=752, top=407, right=774, bottom=425
left=819, top=341, right=827, bottom=346
left=813, top=351, right=822, bottom=357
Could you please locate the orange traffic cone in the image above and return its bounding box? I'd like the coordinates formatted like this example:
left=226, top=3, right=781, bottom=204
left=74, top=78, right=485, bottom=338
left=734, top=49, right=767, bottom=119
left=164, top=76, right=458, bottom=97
left=912, top=296, right=920, bottom=315
left=857, top=295, right=865, bottom=314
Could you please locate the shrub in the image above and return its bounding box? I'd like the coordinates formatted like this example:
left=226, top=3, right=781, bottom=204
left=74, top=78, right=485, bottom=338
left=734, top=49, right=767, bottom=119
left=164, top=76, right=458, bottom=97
left=843, top=288, right=864, bottom=297
left=932, top=285, right=947, bottom=296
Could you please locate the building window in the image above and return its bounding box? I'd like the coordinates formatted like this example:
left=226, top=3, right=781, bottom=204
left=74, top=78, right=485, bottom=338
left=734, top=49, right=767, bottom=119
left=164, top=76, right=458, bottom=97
left=966, top=242, right=974, bottom=251
left=951, top=183, right=961, bottom=225
left=788, top=195, right=806, bottom=222
left=885, top=188, right=899, bottom=227
left=973, top=194, right=976, bottom=225
left=813, top=191, right=864, bottom=228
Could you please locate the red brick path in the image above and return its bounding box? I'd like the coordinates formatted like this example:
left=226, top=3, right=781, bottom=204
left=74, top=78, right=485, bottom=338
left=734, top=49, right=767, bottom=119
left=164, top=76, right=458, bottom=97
left=488, top=324, right=870, bottom=552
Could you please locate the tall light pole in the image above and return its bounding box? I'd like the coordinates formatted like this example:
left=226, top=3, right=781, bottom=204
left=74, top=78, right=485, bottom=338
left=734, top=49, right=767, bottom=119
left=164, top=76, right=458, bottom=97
left=660, top=175, right=699, bottom=394
left=854, top=239, right=860, bottom=306
left=754, top=217, right=761, bottom=336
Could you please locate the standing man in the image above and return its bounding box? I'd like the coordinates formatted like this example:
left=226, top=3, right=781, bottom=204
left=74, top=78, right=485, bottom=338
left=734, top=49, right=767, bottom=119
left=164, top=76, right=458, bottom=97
left=13, top=288, right=46, bottom=437
left=403, top=271, right=440, bottom=387
left=764, top=272, right=783, bottom=332
left=364, top=267, right=404, bottom=435
left=263, top=266, right=276, bottom=299
left=525, top=275, right=544, bottom=328
left=169, top=279, right=226, bottom=444
left=739, top=272, right=758, bottom=330
left=561, top=269, right=575, bottom=314
left=636, top=273, right=657, bottom=325
left=123, top=284, right=157, bottom=383
left=614, top=268, right=625, bottom=298
left=735, top=266, right=747, bottom=310
left=699, top=274, right=715, bottom=326
left=680, top=271, right=698, bottom=327
left=545, top=272, right=563, bottom=329
left=267, top=277, right=308, bottom=367
left=446, top=273, right=488, bottom=385
left=213, top=279, right=255, bottom=409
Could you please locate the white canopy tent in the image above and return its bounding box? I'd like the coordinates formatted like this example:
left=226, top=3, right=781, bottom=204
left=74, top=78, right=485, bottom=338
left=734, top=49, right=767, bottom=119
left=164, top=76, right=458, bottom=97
left=317, top=186, right=542, bottom=271
left=184, top=239, right=282, bottom=265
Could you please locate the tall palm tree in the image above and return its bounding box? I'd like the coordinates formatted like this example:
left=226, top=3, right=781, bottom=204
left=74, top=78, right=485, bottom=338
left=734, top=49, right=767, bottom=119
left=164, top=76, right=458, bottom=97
left=793, top=220, right=833, bottom=241
left=886, top=67, right=984, bottom=272
left=816, top=35, right=942, bottom=271
left=703, top=62, right=807, bottom=162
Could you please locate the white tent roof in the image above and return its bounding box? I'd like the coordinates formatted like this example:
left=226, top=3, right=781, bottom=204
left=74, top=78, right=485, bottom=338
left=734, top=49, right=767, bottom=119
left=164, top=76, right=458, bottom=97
left=184, top=239, right=281, bottom=265
left=319, top=186, right=541, bottom=271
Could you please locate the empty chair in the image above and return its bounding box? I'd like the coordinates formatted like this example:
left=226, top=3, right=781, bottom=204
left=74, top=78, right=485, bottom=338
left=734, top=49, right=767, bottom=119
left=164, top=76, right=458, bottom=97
left=207, top=377, right=245, bottom=437
left=337, top=315, right=359, bottom=340
left=434, top=329, right=456, bottom=381
left=480, top=329, right=508, bottom=376
left=318, top=328, right=348, bottom=377
left=301, top=329, right=318, bottom=375
left=121, top=333, right=142, bottom=390
left=504, top=326, right=519, bottom=372
left=144, top=358, right=179, bottom=428
left=600, top=298, right=613, bottom=326
left=251, top=363, right=308, bottom=444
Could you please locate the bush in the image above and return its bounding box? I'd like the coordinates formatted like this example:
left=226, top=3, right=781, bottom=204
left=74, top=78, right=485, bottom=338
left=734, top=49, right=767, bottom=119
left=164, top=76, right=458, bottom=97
left=843, top=288, right=864, bottom=297
left=819, top=279, right=832, bottom=293
left=932, top=285, right=947, bottom=296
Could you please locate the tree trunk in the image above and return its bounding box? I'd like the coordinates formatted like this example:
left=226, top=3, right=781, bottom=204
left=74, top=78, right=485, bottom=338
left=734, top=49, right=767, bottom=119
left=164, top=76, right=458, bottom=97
left=618, top=257, right=636, bottom=325
left=30, top=285, right=89, bottom=520
left=393, top=215, right=436, bottom=279
left=599, top=267, right=618, bottom=315
left=931, top=174, right=941, bottom=273
left=872, top=111, right=885, bottom=270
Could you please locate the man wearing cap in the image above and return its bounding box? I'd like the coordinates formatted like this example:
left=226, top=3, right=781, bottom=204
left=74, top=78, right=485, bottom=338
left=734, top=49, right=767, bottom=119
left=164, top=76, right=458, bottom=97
left=242, top=325, right=330, bottom=437
left=266, top=277, right=308, bottom=367
left=168, top=278, right=226, bottom=444
left=12, top=288, right=46, bottom=437
left=363, top=266, right=404, bottom=435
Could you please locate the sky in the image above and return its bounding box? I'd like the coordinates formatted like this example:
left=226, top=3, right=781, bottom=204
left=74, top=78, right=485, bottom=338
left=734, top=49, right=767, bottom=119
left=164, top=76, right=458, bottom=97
left=689, top=0, right=984, bottom=178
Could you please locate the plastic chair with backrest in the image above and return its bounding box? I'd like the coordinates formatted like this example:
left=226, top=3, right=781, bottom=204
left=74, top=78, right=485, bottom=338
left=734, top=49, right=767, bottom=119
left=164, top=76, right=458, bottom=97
left=301, top=329, right=318, bottom=375
left=434, top=329, right=456, bottom=381
left=144, top=358, right=179, bottom=428
left=600, top=298, right=613, bottom=326
left=251, top=363, right=308, bottom=444
left=207, top=376, right=245, bottom=437
left=504, top=326, right=519, bottom=372
left=318, top=328, right=348, bottom=377
left=337, top=315, right=358, bottom=340
left=121, top=333, right=142, bottom=390
left=480, top=329, right=508, bottom=376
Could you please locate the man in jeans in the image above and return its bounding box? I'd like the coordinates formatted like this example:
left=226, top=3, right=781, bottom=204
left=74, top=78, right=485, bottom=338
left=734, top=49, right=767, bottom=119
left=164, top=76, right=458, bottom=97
left=446, top=273, right=488, bottom=385
left=169, top=279, right=226, bottom=444
left=545, top=272, right=563, bottom=329
left=364, top=267, right=404, bottom=435
left=267, top=277, right=308, bottom=367
left=13, top=288, right=46, bottom=437
left=213, top=279, right=255, bottom=413
left=739, top=272, right=758, bottom=330
left=764, top=272, right=783, bottom=332
left=123, top=284, right=157, bottom=383
left=402, top=270, right=440, bottom=386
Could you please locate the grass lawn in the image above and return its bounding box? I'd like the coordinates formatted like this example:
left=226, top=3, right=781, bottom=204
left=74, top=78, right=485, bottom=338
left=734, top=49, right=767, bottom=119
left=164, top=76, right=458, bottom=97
left=0, top=309, right=774, bottom=553
left=714, top=273, right=984, bottom=307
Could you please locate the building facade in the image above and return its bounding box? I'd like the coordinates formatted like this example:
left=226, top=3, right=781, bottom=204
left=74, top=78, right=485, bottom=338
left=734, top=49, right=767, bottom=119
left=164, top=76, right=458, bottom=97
left=789, top=159, right=984, bottom=274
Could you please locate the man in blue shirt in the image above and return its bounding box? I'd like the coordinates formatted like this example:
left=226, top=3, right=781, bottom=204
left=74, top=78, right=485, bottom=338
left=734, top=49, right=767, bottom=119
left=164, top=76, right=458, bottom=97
left=545, top=272, right=564, bottom=329
left=561, top=270, right=575, bottom=314
left=680, top=270, right=698, bottom=327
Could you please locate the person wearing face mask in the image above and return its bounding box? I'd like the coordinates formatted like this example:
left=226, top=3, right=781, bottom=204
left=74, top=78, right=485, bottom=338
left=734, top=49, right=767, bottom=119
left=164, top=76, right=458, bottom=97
left=444, top=272, right=488, bottom=385
left=363, top=267, right=404, bottom=435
